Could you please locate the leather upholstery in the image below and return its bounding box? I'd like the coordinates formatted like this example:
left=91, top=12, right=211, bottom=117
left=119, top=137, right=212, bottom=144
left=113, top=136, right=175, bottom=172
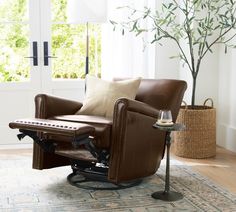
left=33, top=94, right=83, bottom=169
left=52, top=115, right=112, bottom=149
left=9, top=118, right=95, bottom=137
left=32, top=79, right=187, bottom=183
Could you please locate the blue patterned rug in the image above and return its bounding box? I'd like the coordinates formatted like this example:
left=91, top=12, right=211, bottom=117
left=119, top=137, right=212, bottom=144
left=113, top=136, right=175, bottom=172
left=0, top=152, right=236, bottom=211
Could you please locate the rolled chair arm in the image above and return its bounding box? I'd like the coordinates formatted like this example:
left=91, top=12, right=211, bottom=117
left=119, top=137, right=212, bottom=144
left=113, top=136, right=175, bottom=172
left=117, top=98, right=159, bottom=118
left=109, top=98, right=165, bottom=183
left=33, top=94, right=83, bottom=170
left=35, top=94, right=83, bottom=119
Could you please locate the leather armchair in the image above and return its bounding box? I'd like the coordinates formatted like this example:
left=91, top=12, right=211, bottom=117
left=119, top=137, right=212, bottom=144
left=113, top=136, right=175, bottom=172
left=33, top=79, right=187, bottom=184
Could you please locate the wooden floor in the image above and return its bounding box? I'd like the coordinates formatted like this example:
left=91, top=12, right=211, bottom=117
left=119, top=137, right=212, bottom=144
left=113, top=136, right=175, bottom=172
left=0, top=146, right=236, bottom=193
left=172, top=146, right=236, bottom=193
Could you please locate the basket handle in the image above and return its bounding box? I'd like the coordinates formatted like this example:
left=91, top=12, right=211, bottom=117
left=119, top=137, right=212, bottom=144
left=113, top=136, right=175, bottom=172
left=203, top=98, right=214, bottom=107
left=181, top=100, right=188, bottom=109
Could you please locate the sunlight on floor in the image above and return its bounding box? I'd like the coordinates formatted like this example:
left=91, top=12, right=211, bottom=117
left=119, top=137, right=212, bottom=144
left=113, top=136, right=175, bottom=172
left=180, top=162, right=230, bottom=168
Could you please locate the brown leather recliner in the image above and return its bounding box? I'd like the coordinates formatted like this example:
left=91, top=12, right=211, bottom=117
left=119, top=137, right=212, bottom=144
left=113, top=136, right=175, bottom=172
left=32, top=79, right=187, bottom=184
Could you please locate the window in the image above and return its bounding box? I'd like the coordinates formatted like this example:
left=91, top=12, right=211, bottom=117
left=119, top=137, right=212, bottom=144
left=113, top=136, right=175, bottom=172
left=52, top=0, right=102, bottom=79
left=0, top=0, right=30, bottom=82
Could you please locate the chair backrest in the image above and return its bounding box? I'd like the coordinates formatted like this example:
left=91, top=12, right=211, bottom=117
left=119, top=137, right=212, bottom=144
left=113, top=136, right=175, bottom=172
left=135, top=79, right=187, bottom=121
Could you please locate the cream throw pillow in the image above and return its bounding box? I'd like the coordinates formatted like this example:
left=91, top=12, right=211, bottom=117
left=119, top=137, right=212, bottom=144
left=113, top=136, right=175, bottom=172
left=77, top=75, right=141, bottom=117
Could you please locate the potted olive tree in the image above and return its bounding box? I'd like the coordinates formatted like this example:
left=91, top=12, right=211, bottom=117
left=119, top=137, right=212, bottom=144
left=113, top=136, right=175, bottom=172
left=111, top=0, right=236, bottom=158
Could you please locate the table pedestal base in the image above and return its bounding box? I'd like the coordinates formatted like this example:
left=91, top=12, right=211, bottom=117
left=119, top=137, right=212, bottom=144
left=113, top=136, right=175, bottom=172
left=151, top=191, right=183, bottom=201
left=152, top=124, right=185, bottom=202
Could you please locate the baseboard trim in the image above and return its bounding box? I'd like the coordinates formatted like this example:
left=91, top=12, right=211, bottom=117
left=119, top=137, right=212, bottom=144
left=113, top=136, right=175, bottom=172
left=217, top=123, right=236, bottom=153
left=0, top=143, right=33, bottom=149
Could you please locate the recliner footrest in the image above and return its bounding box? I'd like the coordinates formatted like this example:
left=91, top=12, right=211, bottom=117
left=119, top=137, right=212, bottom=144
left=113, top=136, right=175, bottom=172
left=9, top=118, right=106, bottom=163
left=9, top=118, right=95, bottom=137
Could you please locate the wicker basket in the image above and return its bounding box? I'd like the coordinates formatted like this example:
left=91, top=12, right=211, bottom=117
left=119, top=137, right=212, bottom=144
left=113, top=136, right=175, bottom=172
left=173, top=98, right=216, bottom=158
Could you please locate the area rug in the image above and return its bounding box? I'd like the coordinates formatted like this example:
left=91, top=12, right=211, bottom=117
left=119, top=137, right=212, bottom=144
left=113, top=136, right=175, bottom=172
left=0, top=152, right=236, bottom=212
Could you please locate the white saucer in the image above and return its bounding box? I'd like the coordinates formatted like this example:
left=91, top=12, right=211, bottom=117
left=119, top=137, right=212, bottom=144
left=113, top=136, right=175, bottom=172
left=156, top=121, right=174, bottom=126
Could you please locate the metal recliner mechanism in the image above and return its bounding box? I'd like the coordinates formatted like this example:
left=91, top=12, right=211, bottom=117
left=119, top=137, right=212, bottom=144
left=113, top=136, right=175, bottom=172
left=18, top=129, right=57, bottom=153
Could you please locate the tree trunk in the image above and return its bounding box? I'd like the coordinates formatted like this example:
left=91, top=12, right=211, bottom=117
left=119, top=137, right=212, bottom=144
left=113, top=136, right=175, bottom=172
left=191, top=76, right=197, bottom=107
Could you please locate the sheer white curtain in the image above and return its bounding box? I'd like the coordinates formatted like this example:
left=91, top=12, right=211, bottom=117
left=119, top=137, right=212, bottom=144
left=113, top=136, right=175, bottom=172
left=101, top=0, right=156, bottom=80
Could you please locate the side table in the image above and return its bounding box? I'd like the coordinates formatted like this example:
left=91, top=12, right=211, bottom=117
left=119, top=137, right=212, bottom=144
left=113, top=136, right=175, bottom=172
left=152, top=123, right=185, bottom=201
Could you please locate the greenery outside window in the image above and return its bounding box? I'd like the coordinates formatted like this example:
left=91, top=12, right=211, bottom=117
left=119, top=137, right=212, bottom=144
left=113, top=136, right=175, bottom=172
left=0, top=0, right=102, bottom=83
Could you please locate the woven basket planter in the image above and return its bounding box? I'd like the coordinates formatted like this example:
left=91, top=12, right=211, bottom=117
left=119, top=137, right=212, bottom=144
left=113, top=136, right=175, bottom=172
left=173, top=99, right=216, bottom=159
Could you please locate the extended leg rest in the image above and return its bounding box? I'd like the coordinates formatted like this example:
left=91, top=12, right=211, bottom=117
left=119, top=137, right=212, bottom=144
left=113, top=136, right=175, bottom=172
left=9, top=118, right=96, bottom=153
left=9, top=118, right=95, bottom=137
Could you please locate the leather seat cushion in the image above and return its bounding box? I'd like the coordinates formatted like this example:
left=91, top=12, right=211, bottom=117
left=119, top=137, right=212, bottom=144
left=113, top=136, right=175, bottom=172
left=51, top=115, right=113, bottom=149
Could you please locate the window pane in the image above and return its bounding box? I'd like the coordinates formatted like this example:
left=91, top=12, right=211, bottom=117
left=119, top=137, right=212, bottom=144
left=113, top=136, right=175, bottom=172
left=0, top=24, right=30, bottom=82
left=0, top=0, right=28, bottom=22
left=51, top=0, right=67, bottom=22
left=51, top=24, right=101, bottom=79
left=51, top=0, right=102, bottom=79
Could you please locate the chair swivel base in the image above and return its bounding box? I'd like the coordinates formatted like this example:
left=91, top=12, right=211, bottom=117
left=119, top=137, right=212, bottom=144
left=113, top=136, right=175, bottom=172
left=151, top=190, right=183, bottom=201
left=67, top=172, right=142, bottom=190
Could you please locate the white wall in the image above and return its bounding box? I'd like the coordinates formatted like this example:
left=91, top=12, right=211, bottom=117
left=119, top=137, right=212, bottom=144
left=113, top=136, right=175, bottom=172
left=179, top=46, right=219, bottom=106
left=155, top=40, right=179, bottom=79
left=217, top=47, right=236, bottom=152
left=194, top=48, right=219, bottom=106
